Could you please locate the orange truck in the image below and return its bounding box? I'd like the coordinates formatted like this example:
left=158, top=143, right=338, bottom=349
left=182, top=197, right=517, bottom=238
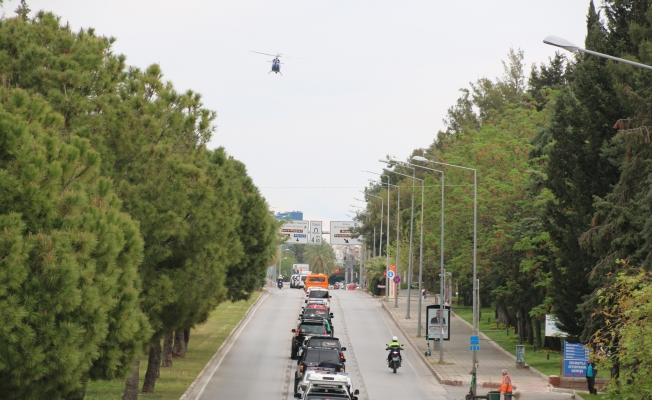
left=305, top=273, right=329, bottom=291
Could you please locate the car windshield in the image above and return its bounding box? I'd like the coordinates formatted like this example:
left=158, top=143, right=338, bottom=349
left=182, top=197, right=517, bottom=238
left=304, top=310, right=328, bottom=318
left=308, top=338, right=339, bottom=348
left=310, top=291, right=329, bottom=299
left=300, top=324, right=325, bottom=334
left=304, top=349, right=340, bottom=363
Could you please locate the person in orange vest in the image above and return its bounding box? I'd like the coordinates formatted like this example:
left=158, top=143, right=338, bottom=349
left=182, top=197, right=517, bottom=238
left=500, top=369, right=513, bottom=400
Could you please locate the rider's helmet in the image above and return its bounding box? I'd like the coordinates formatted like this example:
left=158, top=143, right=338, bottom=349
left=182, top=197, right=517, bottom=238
left=392, top=336, right=398, bottom=342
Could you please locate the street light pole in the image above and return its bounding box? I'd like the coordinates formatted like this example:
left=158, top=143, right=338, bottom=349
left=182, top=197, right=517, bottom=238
left=413, top=155, right=477, bottom=391
left=383, top=166, right=417, bottom=318
left=359, top=194, right=384, bottom=258
left=404, top=162, right=445, bottom=339
left=544, top=35, right=652, bottom=71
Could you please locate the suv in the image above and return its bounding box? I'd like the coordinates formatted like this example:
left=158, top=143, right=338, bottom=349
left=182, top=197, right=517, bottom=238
left=294, top=371, right=360, bottom=400
left=299, top=310, right=334, bottom=337
left=294, top=347, right=345, bottom=394
left=291, top=320, right=332, bottom=359
left=298, top=336, right=346, bottom=363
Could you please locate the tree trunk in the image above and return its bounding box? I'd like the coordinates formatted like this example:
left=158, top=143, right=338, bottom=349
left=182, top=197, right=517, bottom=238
left=535, top=318, right=542, bottom=349
left=122, top=359, right=140, bottom=400
left=526, top=315, right=534, bottom=345
left=162, top=333, right=174, bottom=367
left=184, top=328, right=190, bottom=350
left=142, top=341, right=161, bottom=393
left=517, top=308, right=525, bottom=344
left=173, top=329, right=185, bottom=358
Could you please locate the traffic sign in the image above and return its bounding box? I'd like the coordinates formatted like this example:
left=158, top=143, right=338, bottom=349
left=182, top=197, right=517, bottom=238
left=330, top=221, right=362, bottom=245
left=387, top=270, right=395, bottom=279
left=470, top=345, right=480, bottom=351
left=393, top=276, right=401, bottom=284
left=280, top=220, right=309, bottom=244
left=470, top=335, right=480, bottom=345
left=309, top=221, right=322, bottom=245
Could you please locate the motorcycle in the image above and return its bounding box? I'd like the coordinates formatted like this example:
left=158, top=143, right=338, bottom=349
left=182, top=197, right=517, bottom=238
left=386, top=346, right=402, bottom=373
left=277, top=280, right=283, bottom=289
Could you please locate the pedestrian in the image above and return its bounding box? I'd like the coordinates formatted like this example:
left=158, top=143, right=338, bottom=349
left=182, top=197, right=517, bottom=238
left=421, top=289, right=426, bottom=300
left=500, top=369, right=513, bottom=400
left=586, top=357, right=598, bottom=394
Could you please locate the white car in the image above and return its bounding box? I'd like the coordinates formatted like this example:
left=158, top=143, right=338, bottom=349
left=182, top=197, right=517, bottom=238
left=295, top=372, right=359, bottom=399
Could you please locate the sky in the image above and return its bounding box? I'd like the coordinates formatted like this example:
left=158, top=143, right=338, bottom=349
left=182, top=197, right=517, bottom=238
left=12, top=0, right=592, bottom=229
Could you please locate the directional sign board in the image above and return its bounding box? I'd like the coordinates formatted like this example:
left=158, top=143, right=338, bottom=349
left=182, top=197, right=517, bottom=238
left=309, top=221, right=322, bottom=245
left=330, top=221, right=362, bottom=245
left=563, top=341, right=589, bottom=377
left=280, top=220, right=309, bottom=244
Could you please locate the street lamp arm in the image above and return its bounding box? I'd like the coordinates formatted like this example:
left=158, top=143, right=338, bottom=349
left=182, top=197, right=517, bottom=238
left=544, top=35, right=652, bottom=71
left=384, top=169, right=424, bottom=182
left=411, top=156, right=476, bottom=173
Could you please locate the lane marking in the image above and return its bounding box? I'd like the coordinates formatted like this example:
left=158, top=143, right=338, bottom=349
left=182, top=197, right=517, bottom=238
left=282, top=292, right=305, bottom=400
left=331, top=292, right=369, bottom=400
left=194, top=291, right=270, bottom=399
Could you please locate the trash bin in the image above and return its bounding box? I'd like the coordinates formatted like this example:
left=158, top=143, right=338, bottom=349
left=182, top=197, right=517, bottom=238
left=487, top=391, right=500, bottom=400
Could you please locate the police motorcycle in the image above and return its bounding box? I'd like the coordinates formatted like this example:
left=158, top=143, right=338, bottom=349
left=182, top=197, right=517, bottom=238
left=386, top=336, right=403, bottom=373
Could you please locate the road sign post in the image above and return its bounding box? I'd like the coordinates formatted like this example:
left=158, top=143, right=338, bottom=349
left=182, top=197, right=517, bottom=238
left=309, top=221, right=322, bottom=245
left=330, top=221, right=362, bottom=245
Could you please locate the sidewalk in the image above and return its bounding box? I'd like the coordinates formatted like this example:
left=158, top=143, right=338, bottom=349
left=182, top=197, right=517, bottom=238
left=380, top=291, right=550, bottom=393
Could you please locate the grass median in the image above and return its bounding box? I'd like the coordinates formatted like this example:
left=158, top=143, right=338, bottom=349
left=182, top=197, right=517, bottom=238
left=453, top=306, right=562, bottom=377
left=85, top=290, right=265, bottom=399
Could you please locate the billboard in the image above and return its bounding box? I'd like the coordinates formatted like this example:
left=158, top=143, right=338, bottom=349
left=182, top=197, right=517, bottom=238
left=280, top=220, right=309, bottom=244
left=426, top=305, right=451, bottom=341
left=293, top=264, right=310, bottom=274
left=545, top=315, right=569, bottom=337
left=330, top=221, right=362, bottom=245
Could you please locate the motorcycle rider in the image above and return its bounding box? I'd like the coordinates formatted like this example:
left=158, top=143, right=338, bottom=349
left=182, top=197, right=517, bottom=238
left=277, top=275, right=283, bottom=288
left=386, top=336, right=403, bottom=364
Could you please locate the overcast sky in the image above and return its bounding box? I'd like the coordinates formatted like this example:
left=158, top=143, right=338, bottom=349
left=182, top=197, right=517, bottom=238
left=13, top=0, right=592, bottom=228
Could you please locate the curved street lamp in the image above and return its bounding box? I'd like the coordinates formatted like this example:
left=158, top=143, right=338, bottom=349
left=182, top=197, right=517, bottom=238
left=544, top=35, right=652, bottom=71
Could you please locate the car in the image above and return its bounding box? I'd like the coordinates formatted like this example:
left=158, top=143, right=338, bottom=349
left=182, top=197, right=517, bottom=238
left=290, top=274, right=300, bottom=288
left=298, top=310, right=335, bottom=338
left=305, top=288, right=331, bottom=307
left=291, top=320, right=332, bottom=359
left=294, top=371, right=359, bottom=400
left=294, top=347, right=345, bottom=394
left=295, top=370, right=354, bottom=397
left=299, top=336, right=346, bottom=363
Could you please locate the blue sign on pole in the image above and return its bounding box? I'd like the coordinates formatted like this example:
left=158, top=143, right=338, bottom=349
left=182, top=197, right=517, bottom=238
left=563, top=341, right=589, bottom=377
left=470, top=335, right=480, bottom=345
left=470, top=345, right=480, bottom=351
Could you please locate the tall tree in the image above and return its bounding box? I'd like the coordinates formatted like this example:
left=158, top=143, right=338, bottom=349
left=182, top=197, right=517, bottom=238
left=305, top=242, right=336, bottom=275
left=0, top=88, right=150, bottom=399
left=542, top=1, right=625, bottom=338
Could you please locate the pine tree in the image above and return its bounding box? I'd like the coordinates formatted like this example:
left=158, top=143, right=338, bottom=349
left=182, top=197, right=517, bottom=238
left=543, top=1, right=625, bottom=338
left=0, top=88, right=149, bottom=399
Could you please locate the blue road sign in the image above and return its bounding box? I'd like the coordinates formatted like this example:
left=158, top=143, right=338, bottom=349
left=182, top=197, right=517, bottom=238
left=387, top=270, right=395, bottom=278
left=470, top=345, right=480, bottom=351
left=470, top=335, right=480, bottom=345
left=563, top=341, right=589, bottom=377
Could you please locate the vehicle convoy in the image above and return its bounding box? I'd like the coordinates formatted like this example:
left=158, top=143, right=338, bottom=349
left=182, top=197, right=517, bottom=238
left=294, top=347, right=345, bottom=394
left=291, top=319, right=333, bottom=359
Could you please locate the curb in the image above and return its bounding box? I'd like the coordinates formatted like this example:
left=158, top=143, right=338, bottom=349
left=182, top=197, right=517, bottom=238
left=380, top=302, right=463, bottom=386
left=179, top=289, right=270, bottom=400
left=451, top=310, right=550, bottom=383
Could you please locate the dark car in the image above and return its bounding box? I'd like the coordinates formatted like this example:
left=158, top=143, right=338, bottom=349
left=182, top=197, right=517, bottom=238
left=300, top=336, right=346, bottom=363
left=300, top=308, right=335, bottom=335
left=294, top=347, right=345, bottom=393
left=291, top=320, right=331, bottom=359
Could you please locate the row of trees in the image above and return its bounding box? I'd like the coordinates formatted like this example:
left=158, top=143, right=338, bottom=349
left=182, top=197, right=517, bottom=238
left=0, top=7, right=280, bottom=400
left=357, top=1, right=652, bottom=397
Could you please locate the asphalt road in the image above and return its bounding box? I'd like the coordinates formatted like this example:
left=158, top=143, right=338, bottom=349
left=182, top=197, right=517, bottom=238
left=196, top=287, right=471, bottom=400
left=194, top=288, right=571, bottom=400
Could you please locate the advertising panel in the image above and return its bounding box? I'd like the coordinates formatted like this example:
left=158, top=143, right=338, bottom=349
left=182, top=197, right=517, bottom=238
left=426, top=305, right=451, bottom=341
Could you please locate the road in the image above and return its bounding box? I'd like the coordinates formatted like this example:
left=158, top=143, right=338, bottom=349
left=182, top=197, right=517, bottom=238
left=195, top=287, right=470, bottom=400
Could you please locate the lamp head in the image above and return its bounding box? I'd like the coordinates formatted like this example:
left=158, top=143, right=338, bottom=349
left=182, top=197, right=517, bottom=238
left=543, top=35, right=579, bottom=53
left=411, top=155, right=429, bottom=163
left=389, top=157, right=402, bottom=163
left=378, top=159, right=389, bottom=164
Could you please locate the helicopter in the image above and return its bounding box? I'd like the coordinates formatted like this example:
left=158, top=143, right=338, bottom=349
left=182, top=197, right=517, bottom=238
left=250, top=51, right=303, bottom=75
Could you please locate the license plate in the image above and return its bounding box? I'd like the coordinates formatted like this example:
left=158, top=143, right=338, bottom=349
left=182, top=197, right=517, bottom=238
left=392, top=357, right=399, bottom=361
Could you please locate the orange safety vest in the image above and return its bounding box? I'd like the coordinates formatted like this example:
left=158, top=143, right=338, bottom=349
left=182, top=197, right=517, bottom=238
left=500, top=374, right=513, bottom=393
